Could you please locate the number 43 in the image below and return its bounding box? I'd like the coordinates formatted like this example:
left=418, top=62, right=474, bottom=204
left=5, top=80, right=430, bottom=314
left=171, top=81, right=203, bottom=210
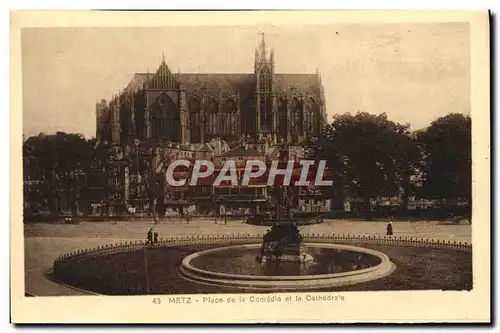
left=152, top=297, right=161, bottom=304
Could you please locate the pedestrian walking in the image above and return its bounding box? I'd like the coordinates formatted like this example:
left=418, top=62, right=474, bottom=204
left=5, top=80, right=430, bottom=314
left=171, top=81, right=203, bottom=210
left=386, top=222, right=393, bottom=236
left=146, top=228, right=153, bottom=245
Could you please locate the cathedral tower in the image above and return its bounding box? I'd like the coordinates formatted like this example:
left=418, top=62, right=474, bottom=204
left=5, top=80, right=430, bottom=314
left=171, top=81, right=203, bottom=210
left=254, top=33, right=275, bottom=142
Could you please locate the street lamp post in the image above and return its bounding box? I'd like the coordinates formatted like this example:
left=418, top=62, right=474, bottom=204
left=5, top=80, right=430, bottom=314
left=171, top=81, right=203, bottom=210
left=150, top=146, right=159, bottom=224
left=134, top=139, right=142, bottom=214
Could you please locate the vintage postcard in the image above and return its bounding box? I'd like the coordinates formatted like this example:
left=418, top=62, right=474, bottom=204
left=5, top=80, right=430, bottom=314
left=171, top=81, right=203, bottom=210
left=11, top=10, right=490, bottom=323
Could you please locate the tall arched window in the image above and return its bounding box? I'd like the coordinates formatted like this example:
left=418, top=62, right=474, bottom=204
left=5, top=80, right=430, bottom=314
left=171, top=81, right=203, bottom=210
left=119, top=104, right=130, bottom=144
left=189, top=98, right=201, bottom=143
left=290, top=97, right=303, bottom=141
left=150, top=93, right=180, bottom=142
left=223, top=98, right=238, bottom=137
left=277, top=96, right=288, bottom=141
left=204, top=98, right=218, bottom=138
left=307, top=97, right=317, bottom=136
left=258, top=67, right=273, bottom=132
left=259, top=67, right=272, bottom=92
left=260, top=95, right=273, bottom=131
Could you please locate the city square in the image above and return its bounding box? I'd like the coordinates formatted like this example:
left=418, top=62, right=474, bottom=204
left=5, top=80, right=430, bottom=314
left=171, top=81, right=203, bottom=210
left=25, top=218, right=472, bottom=296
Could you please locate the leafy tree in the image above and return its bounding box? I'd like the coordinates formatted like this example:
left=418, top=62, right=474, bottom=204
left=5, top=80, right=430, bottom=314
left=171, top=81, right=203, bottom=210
left=305, top=122, right=345, bottom=210
left=394, top=129, right=422, bottom=212
left=418, top=113, right=471, bottom=215
left=306, top=112, right=420, bottom=218
left=23, top=132, right=97, bottom=216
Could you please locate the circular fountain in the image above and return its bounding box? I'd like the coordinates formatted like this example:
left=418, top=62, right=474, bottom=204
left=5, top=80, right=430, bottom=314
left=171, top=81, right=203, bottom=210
left=180, top=242, right=396, bottom=290
left=51, top=233, right=474, bottom=295
left=178, top=141, right=395, bottom=290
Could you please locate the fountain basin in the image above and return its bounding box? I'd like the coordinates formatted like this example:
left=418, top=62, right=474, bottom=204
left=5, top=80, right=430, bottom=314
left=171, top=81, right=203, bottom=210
left=180, top=243, right=396, bottom=290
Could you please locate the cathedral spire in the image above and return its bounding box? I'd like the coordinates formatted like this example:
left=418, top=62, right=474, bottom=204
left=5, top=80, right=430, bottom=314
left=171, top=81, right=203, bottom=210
left=255, top=31, right=273, bottom=74
left=270, top=47, right=274, bottom=72
left=254, top=47, right=259, bottom=69
left=259, top=32, right=266, bottom=61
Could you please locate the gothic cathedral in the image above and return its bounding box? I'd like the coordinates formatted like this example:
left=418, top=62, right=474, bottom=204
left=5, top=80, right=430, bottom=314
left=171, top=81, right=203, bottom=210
left=95, top=34, right=327, bottom=147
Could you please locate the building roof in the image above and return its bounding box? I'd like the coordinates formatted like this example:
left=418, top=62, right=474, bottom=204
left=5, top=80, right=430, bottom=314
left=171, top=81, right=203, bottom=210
left=267, top=145, right=305, bottom=160
left=221, top=146, right=264, bottom=157
left=179, top=73, right=254, bottom=97
left=195, top=143, right=213, bottom=152
left=273, top=74, right=321, bottom=95
left=124, top=72, right=321, bottom=97
left=124, top=73, right=149, bottom=93
left=412, top=127, right=427, bottom=134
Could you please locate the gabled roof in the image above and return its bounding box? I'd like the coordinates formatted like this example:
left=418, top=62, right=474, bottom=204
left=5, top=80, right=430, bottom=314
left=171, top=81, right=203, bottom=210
left=267, top=144, right=305, bottom=160
left=221, top=146, right=264, bottom=157
left=412, top=127, right=428, bottom=134
left=194, top=143, right=213, bottom=152
left=179, top=143, right=192, bottom=150
left=148, top=60, right=180, bottom=90
left=266, top=146, right=281, bottom=160
left=124, top=73, right=149, bottom=93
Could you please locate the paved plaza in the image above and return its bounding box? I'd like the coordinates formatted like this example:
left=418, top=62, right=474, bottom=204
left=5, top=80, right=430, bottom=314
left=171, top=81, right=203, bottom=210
left=23, top=219, right=472, bottom=296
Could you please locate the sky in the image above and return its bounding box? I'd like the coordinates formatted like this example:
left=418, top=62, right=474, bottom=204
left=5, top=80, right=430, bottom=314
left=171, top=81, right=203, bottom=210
left=21, top=23, right=470, bottom=139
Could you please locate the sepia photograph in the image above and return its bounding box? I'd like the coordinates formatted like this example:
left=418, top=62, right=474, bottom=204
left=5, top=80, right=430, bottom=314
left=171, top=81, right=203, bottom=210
left=10, top=10, right=490, bottom=323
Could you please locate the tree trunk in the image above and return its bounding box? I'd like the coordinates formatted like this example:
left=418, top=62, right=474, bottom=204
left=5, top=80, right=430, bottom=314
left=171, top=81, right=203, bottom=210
left=47, top=188, right=58, bottom=215
left=71, top=199, right=78, bottom=217
left=402, top=177, right=410, bottom=214
left=152, top=198, right=159, bottom=224
left=55, top=188, right=62, bottom=216
left=332, top=180, right=344, bottom=211
left=363, top=195, right=372, bottom=220
left=80, top=193, right=89, bottom=217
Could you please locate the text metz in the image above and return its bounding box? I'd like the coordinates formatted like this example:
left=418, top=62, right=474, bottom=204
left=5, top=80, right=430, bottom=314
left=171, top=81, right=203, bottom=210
left=168, top=296, right=192, bottom=304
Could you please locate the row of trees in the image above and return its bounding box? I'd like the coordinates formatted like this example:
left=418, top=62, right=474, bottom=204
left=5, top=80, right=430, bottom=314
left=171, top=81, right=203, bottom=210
left=23, top=132, right=103, bottom=216
left=306, top=112, right=471, bottom=219
left=23, top=112, right=471, bottom=219
left=23, top=132, right=165, bottom=218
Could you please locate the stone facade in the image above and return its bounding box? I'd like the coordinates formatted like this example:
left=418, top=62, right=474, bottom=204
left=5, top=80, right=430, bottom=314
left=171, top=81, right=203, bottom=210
left=95, top=35, right=327, bottom=148
left=92, top=35, right=329, bottom=216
